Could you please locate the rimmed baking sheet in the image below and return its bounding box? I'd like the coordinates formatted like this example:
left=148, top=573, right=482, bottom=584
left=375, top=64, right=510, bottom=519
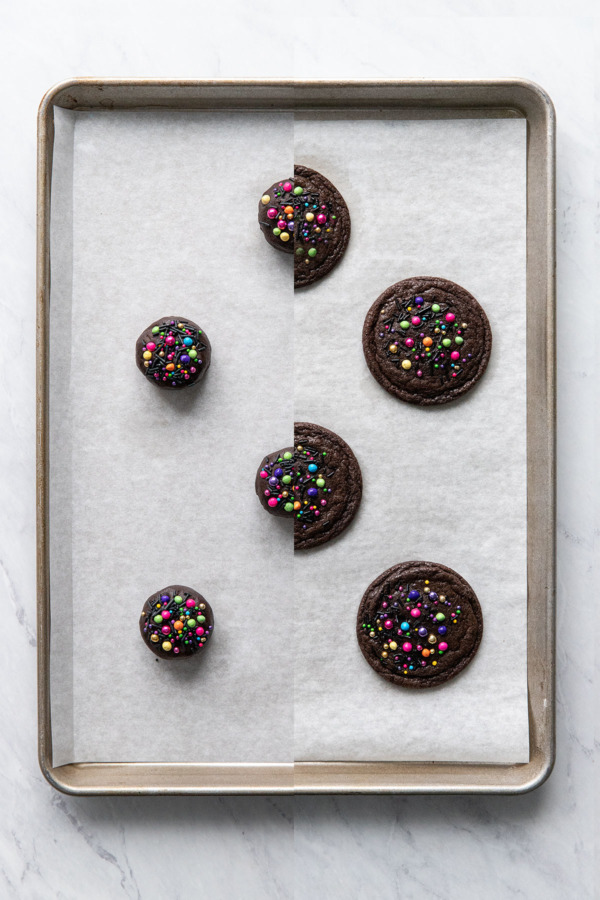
left=37, top=79, right=555, bottom=794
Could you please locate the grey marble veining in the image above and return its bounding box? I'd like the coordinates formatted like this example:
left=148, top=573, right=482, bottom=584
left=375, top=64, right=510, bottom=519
left=0, top=7, right=595, bottom=899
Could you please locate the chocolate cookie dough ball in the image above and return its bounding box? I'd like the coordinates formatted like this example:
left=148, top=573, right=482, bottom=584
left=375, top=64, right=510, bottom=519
left=258, top=178, right=296, bottom=254
left=255, top=447, right=296, bottom=517
left=140, top=585, right=214, bottom=659
left=136, top=316, right=211, bottom=389
left=357, top=561, right=483, bottom=688
left=363, top=277, right=492, bottom=405
left=255, top=423, right=362, bottom=550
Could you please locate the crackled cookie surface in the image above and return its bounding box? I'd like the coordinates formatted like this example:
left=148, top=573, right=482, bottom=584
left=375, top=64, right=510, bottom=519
left=357, top=561, right=483, bottom=688
left=255, top=423, right=362, bottom=550
left=258, top=167, right=351, bottom=288
left=363, top=277, right=491, bottom=405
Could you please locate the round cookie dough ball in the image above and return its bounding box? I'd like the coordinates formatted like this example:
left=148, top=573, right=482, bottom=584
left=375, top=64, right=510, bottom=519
left=362, top=277, right=492, bottom=405
left=140, top=585, right=214, bottom=659
left=136, top=316, right=211, bottom=389
left=258, top=178, right=296, bottom=255
left=255, top=447, right=297, bottom=517
left=356, top=561, right=483, bottom=688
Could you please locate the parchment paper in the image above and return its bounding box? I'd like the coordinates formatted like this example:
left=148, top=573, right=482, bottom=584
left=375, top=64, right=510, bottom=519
left=49, top=108, right=294, bottom=764
left=294, top=115, right=529, bottom=763
left=49, top=108, right=528, bottom=765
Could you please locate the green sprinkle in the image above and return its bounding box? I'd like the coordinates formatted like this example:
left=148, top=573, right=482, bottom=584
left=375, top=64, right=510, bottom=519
left=308, top=248, right=317, bottom=258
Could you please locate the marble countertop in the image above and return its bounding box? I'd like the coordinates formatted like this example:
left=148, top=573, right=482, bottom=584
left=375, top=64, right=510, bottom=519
left=0, top=6, right=594, bottom=898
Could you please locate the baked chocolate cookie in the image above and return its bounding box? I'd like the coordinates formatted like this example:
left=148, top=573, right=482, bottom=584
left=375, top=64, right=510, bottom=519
left=140, top=585, right=214, bottom=660
left=293, top=165, right=351, bottom=289
left=362, top=277, right=491, bottom=405
left=258, top=177, right=296, bottom=254
left=136, top=316, right=211, bottom=389
left=255, top=423, right=362, bottom=550
left=356, top=561, right=483, bottom=688
left=257, top=167, right=351, bottom=288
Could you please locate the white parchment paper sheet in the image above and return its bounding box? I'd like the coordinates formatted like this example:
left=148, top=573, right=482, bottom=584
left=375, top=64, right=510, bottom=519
left=49, top=109, right=528, bottom=766
left=294, top=116, right=529, bottom=763
left=49, top=109, right=294, bottom=764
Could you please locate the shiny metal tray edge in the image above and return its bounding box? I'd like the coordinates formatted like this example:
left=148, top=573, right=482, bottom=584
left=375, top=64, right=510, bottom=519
left=37, top=78, right=556, bottom=795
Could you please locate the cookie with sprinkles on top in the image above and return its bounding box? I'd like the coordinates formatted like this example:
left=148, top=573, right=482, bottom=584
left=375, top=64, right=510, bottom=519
left=293, top=165, right=351, bottom=289
left=257, top=166, right=351, bottom=289
left=136, top=316, right=211, bottom=389
left=356, top=561, right=483, bottom=688
left=255, top=423, right=362, bottom=550
left=140, top=585, right=214, bottom=660
left=362, top=277, right=492, bottom=405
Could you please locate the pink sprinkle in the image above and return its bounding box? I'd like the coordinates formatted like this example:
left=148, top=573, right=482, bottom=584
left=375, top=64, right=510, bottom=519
left=439, top=642, right=448, bottom=651
left=445, top=313, right=456, bottom=323
left=196, top=627, right=204, bottom=636
left=161, top=610, right=171, bottom=619
left=268, top=498, right=278, bottom=507
left=186, top=599, right=196, bottom=608
left=259, top=470, right=268, bottom=479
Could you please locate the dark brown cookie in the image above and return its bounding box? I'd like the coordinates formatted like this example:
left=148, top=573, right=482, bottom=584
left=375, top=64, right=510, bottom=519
left=136, top=316, right=211, bottom=389
left=356, top=561, right=483, bottom=688
left=140, top=585, right=214, bottom=660
left=255, top=447, right=296, bottom=517
left=255, top=424, right=362, bottom=550
left=293, top=165, right=351, bottom=289
left=362, top=277, right=491, bottom=405
left=258, top=177, right=295, bottom=254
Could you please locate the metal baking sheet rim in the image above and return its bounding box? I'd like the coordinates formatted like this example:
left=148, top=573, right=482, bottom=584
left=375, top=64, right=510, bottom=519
left=36, top=78, right=556, bottom=795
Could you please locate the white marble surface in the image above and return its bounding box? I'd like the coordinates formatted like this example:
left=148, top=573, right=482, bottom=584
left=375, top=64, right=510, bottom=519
left=0, top=5, right=595, bottom=898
